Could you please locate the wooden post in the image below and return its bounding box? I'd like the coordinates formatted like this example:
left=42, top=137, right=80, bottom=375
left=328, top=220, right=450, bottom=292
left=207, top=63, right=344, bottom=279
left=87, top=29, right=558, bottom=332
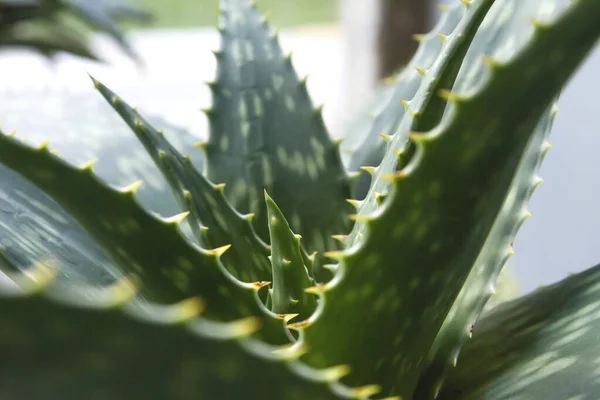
left=376, top=0, right=429, bottom=79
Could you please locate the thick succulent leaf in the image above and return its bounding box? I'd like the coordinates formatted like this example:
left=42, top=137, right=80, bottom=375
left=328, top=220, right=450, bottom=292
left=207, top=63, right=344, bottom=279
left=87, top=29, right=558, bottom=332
left=59, top=0, right=153, bottom=61
left=0, top=267, right=336, bottom=400
left=0, top=0, right=151, bottom=61
left=346, top=0, right=495, bottom=249
left=0, top=23, right=99, bottom=60
left=0, top=89, right=201, bottom=286
left=291, top=1, right=600, bottom=398
left=416, top=100, right=557, bottom=397
left=0, top=0, right=53, bottom=26
left=265, top=191, right=317, bottom=321
left=0, top=128, right=296, bottom=348
left=341, top=2, right=465, bottom=200
left=438, top=262, right=600, bottom=399
left=93, top=78, right=272, bottom=283
left=204, top=0, right=353, bottom=277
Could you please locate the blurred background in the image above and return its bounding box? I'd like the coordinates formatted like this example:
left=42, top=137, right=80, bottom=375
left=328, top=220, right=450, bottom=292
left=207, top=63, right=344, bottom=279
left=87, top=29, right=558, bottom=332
left=0, top=0, right=598, bottom=295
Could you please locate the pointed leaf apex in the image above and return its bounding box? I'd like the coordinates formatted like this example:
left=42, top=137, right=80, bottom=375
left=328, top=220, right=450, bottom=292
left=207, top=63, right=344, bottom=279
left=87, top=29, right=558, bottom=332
left=349, top=214, right=371, bottom=222
left=437, top=33, right=448, bottom=41
left=263, top=188, right=274, bottom=203
left=13, top=257, right=59, bottom=292
left=275, top=313, right=300, bottom=322
left=305, top=284, right=326, bottom=294
left=331, top=234, right=348, bottom=243
left=378, top=132, right=392, bottom=142
left=413, top=33, right=425, bottom=42
left=482, top=54, right=500, bottom=68
left=165, top=211, right=190, bottom=224
left=438, top=89, right=463, bottom=101
left=392, top=148, right=404, bottom=159
left=415, top=67, right=427, bottom=76
left=103, top=274, right=142, bottom=306
left=121, top=180, right=143, bottom=193
left=80, top=158, right=98, bottom=170
left=352, top=384, right=382, bottom=398
left=170, top=296, right=207, bottom=323
left=252, top=280, right=271, bottom=289
left=345, top=199, right=362, bottom=209
left=542, top=140, right=552, bottom=152
left=38, top=138, right=50, bottom=150
left=193, top=140, right=208, bottom=149
left=347, top=171, right=361, bottom=180
left=323, top=250, right=344, bottom=260
left=360, top=166, right=377, bottom=175
left=208, top=244, right=232, bottom=257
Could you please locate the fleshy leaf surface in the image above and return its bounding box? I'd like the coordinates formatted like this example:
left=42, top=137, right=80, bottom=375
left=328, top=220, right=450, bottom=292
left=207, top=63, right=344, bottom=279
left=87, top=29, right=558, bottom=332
left=93, top=78, right=272, bottom=282
left=0, top=89, right=201, bottom=286
left=0, top=265, right=335, bottom=400
left=265, top=191, right=317, bottom=320
left=0, top=0, right=151, bottom=60
left=438, top=262, right=600, bottom=399
left=294, top=1, right=600, bottom=397
left=204, top=0, right=353, bottom=277
left=0, top=128, right=292, bottom=347
left=342, top=2, right=465, bottom=200
left=415, top=0, right=570, bottom=393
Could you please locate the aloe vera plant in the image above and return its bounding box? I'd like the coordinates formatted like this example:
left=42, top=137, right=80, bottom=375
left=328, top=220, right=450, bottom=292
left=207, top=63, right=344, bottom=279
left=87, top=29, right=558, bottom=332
left=1, top=0, right=599, bottom=399
left=0, top=0, right=152, bottom=60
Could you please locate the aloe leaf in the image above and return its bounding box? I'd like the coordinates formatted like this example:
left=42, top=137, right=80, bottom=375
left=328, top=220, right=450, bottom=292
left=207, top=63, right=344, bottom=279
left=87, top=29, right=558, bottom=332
left=437, top=262, right=600, bottom=399
left=416, top=100, right=557, bottom=397
left=346, top=0, right=496, bottom=249
left=290, top=1, right=600, bottom=397
left=0, top=24, right=101, bottom=60
left=342, top=2, right=465, bottom=200
left=265, top=190, right=317, bottom=321
left=204, top=0, right=353, bottom=277
left=58, top=0, right=153, bottom=61
left=0, top=0, right=151, bottom=61
left=0, top=129, right=291, bottom=340
left=0, top=264, right=335, bottom=400
left=92, top=78, right=273, bottom=283
left=0, top=90, right=201, bottom=287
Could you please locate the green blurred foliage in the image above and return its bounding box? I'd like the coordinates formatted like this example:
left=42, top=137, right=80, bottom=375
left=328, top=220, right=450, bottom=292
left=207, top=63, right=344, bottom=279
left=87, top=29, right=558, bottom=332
left=133, top=0, right=337, bottom=28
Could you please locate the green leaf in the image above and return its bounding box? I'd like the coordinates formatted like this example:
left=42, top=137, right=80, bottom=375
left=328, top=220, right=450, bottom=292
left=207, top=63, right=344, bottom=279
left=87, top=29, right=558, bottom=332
left=291, top=1, right=600, bottom=397
left=0, top=24, right=100, bottom=60
left=0, top=0, right=151, bottom=61
left=0, top=264, right=336, bottom=400
left=204, top=0, right=353, bottom=279
left=416, top=101, right=557, bottom=398
left=265, top=190, right=317, bottom=321
left=438, top=262, right=600, bottom=399
left=0, top=90, right=201, bottom=287
left=341, top=1, right=465, bottom=200
left=0, top=128, right=294, bottom=348
left=57, top=0, right=153, bottom=61
left=92, top=77, right=273, bottom=283
left=346, top=0, right=495, bottom=249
